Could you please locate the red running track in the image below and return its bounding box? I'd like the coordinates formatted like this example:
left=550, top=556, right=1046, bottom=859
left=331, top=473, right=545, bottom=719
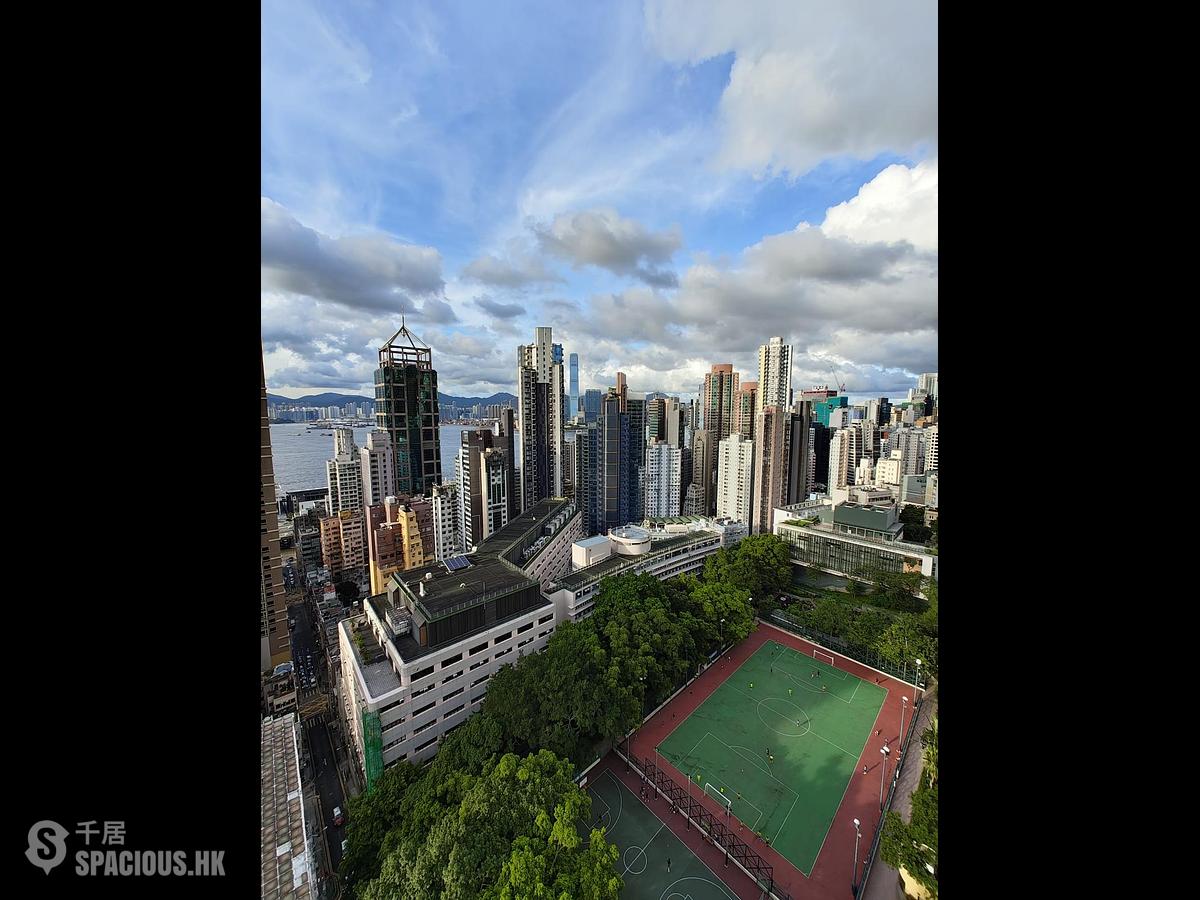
left=623, top=619, right=918, bottom=900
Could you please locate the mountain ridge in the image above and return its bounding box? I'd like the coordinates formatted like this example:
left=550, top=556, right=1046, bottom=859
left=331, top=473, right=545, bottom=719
left=267, top=391, right=517, bottom=408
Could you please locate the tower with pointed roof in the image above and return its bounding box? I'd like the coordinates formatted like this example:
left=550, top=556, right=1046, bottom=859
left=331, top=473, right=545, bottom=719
left=374, top=319, right=442, bottom=496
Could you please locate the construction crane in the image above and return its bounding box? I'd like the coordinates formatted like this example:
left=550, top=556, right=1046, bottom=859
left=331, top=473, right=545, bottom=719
left=828, top=365, right=847, bottom=394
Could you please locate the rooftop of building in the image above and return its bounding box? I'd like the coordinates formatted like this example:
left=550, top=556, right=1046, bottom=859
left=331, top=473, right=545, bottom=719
left=261, top=714, right=312, bottom=900
left=394, top=553, right=532, bottom=619
left=556, top=530, right=720, bottom=593
left=575, top=534, right=611, bottom=548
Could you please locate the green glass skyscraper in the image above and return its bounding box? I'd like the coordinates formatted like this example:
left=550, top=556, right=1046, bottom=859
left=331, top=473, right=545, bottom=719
left=374, top=321, right=442, bottom=497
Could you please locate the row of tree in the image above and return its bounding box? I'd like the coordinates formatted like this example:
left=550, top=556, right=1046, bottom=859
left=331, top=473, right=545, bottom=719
left=783, top=576, right=938, bottom=675
left=880, top=715, right=938, bottom=897
left=341, top=534, right=791, bottom=898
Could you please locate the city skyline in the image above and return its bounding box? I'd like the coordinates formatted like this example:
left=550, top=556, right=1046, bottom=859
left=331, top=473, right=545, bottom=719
left=261, top=0, right=938, bottom=400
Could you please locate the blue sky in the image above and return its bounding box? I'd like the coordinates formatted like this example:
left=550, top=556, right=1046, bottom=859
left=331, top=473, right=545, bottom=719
left=262, top=0, right=938, bottom=400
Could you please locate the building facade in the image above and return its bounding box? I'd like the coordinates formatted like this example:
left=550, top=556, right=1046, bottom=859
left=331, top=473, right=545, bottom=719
left=360, top=430, right=397, bottom=507
left=326, top=428, right=363, bottom=516
left=516, top=327, right=565, bottom=511
left=716, top=432, right=754, bottom=523
left=430, top=482, right=461, bottom=561
left=644, top=441, right=682, bottom=518
left=374, top=322, right=442, bottom=496
left=261, top=351, right=290, bottom=672
left=756, top=337, right=792, bottom=420
left=751, top=405, right=787, bottom=534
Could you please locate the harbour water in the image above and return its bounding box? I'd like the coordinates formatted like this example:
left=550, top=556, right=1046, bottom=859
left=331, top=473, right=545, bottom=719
left=269, top=424, right=471, bottom=494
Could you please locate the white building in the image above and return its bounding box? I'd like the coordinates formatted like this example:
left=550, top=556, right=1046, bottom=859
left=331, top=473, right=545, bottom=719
left=644, top=441, right=682, bottom=517
left=756, top=336, right=793, bottom=421
left=854, top=456, right=875, bottom=487
left=894, top=428, right=926, bottom=475
left=924, top=425, right=938, bottom=473
left=875, top=449, right=904, bottom=487
left=360, top=430, right=397, bottom=507
left=340, top=500, right=579, bottom=774
left=326, top=428, right=363, bottom=515
left=828, top=425, right=864, bottom=492
left=547, top=527, right=723, bottom=622
left=716, top=433, right=755, bottom=523
left=918, top=372, right=938, bottom=403
left=430, top=482, right=461, bottom=561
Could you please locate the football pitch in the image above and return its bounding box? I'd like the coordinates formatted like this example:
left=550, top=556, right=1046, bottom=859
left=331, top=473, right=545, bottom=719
left=656, top=640, right=886, bottom=876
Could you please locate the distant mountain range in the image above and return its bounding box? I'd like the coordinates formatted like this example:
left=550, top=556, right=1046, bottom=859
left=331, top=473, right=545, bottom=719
left=267, top=391, right=517, bottom=408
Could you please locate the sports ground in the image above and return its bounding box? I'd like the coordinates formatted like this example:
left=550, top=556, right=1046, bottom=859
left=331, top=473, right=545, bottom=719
left=618, top=621, right=915, bottom=900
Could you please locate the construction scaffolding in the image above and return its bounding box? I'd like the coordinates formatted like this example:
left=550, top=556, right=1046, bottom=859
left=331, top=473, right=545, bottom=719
left=362, top=710, right=383, bottom=791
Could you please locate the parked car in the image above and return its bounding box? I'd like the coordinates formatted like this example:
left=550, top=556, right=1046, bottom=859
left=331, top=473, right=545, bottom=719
left=332, top=806, right=345, bottom=826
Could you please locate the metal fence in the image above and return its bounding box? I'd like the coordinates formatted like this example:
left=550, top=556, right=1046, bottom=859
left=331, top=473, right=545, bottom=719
left=614, top=738, right=791, bottom=900
left=767, top=612, right=928, bottom=688
left=855, top=691, right=926, bottom=899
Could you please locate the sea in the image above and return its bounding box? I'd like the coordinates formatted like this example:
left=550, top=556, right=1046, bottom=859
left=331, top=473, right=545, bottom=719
left=269, top=424, right=471, bottom=494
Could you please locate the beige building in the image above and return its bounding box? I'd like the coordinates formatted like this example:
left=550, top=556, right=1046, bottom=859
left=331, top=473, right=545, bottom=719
left=716, top=432, right=755, bottom=523
left=734, top=381, right=758, bottom=440
left=321, top=508, right=367, bottom=579
left=261, top=350, right=290, bottom=672
left=751, top=405, right=787, bottom=534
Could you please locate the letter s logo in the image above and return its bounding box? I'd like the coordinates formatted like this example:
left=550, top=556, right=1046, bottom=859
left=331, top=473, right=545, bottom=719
left=26, top=820, right=69, bottom=874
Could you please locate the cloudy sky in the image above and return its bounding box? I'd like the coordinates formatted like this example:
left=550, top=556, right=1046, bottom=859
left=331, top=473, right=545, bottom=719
left=261, top=0, right=937, bottom=401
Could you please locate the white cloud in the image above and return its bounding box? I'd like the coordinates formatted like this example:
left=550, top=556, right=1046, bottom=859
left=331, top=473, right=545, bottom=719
left=534, top=208, right=682, bottom=286
left=645, top=0, right=937, bottom=177
left=822, top=159, right=938, bottom=251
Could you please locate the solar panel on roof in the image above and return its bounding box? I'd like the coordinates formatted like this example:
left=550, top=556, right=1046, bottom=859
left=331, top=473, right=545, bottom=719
left=444, top=556, right=471, bottom=572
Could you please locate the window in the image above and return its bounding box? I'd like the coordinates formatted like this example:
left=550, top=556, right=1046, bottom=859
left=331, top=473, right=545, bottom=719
left=517, top=622, right=533, bottom=634
left=415, top=736, right=438, bottom=753
left=538, top=614, right=554, bottom=625
left=469, top=641, right=488, bottom=656
left=494, top=632, right=512, bottom=645
left=412, top=664, right=435, bottom=681
left=440, top=653, right=463, bottom=668
left=469, top=659, right=487, bottom=671
left=495, top=647, right=511, bottom=659
left=444, top=686, right=464, bottom=701
left=444, top=703, right=465, bottom=719
left=414, top=700, right=436, bottom=716
left=518, top=637, right=533, bottom=649
left=471, top=674, right=488, bottom=687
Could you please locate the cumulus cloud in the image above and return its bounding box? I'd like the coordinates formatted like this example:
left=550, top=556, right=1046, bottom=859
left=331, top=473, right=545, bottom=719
left=822, top=159, right=938, bottom=251
left=261, top=197, right=446, bottom=312
left=533, top=208, right=682, bottom=286
left=462, top=253, right=565, bottom=287
left=644, top=0, right=937, bottom=177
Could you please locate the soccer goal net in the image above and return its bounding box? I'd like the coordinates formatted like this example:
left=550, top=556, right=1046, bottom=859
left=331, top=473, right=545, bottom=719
left=704, top=782, right=732, bottom=809
left=813, top=649, right=836, bottom=666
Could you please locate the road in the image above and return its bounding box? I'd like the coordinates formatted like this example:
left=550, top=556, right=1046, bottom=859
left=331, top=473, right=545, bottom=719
left=289, top=599, right=350, bottom=877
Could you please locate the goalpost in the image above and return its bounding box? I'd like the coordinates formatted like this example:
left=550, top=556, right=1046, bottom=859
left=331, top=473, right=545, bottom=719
left=704, top=782, right=732, bottom=811
left=813, top=649, right=836, bottom=666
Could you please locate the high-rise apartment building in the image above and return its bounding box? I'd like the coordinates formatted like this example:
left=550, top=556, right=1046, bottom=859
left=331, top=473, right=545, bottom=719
left=813, top=395, right=848, bottom=428
left=374, top=322, right=442, bottom=496
left=321, top=507, right=368, bottom=580
left=430, top=482, right=461, bottom=561
left=751, top=405, right=787, bottom=534
left=261, top=350, right=290, bottom=672
left=685, top=429, right=713, bottom=515
left=828, top=425, right=865, bottom=492
left=756, top=337, right=792, bottom=420
left=569, top=353, right=580, bottom=418
left=855, top=456, right=875, bottom=487
left=326, top=428, right=363, bottom=516
left=458, top=428, right=513, bottom=551
left=360, top=430, right=397, bottom=507
left=576, top=390, right=638, bottom=535
left=876, top=450, right=904, bottom=487
left=734, top=382, right=758, bottom=440
left=647, top=397, right=667, bottom=444
left=644, top=441, right=682, bottom=518
left=582, top=389, right=602, bottom=424
left=924, top=424, right=938, bottom=473
left=894, top=428, right=927, bottom=475
left=516, top=326, right=565, bottom=511
left=495, top=407, right=519, bottom=522
left=918, top=373, right=939, bottom=404
left=627, top=393, right=646, bottom=523
left=716, top=432, right=754, bottom=523
left=703, top=364, right=739, bottom=515
left=663, top=397, right=684, bottom=447
left=786, top=402, right=813, bottom=504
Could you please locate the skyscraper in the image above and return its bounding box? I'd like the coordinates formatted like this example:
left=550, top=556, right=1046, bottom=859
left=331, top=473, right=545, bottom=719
left=716, top=432, right=755, bottom=523
left=458, top=428, right=512, bottom=551
left=646, top=397, right=667, bottom=444
left=756, top=337, right=792, bottom=420
left=430, top=482, right=461, bottom=561
left=577, top=390, right=636, bottom=535
left=702, top=364, right=739, bottom=514
left=751, top=405, right=788, bottom=534
left=569, top=353, right=580, bottom=418
left=496, top=407, right=519, bottom=521
left=925, top=424, right=938, bottom=473
left=374, top=322, right=442, bottom=496
left=627, top=392, right=647, bottom=523
left=261, top=349, right=290, bottom=672
left=326, top=428, right=363, bottom=516
left=360, top=430, right=397, bottom=507
left=516, top=326, right=565, bottom=511
left=918, top=373, right=939, bottom=404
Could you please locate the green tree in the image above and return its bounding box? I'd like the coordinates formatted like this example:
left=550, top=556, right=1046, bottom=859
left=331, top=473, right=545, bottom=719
left=727, top=534, right=792, bottom=609
left=846, top=607, right=891, bottom=648
left=921, top=716, right=938, bottom=789
left=898, top=505, right=932, bottom=544
left=339, top=760, right=424, bottom=887
left=810, top=596, right=852, bottom=636
left=363, top=751, right=621, bottom=900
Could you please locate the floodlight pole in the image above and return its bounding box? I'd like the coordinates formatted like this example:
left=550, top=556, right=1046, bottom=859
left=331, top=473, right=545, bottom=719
left=900, top=696, right=909, bottom=747
left=879, top=745, right=891, bottom=810
left=852, top=817, right=862, bottom=893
